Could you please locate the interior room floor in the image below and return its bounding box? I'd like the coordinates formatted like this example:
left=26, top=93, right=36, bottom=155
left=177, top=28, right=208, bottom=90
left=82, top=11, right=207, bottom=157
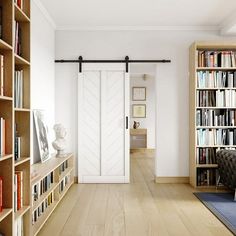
left=38, top=153, right=233, bottom=236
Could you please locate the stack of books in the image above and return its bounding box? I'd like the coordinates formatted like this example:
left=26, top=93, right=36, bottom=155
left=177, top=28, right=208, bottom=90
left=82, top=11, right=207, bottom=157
left=197, top=169, right=216, bottom=186
left=14, top=70, right=24, bottom=108
left=14, top=217, right=23, bottom=236
left=198, top=51, right=236, bottom=67
left=14, top=21, right=22, bottom=56
left=0, top=117, right=5, bottom=157
left=14, top=124, right=21, bottom=161
left=14, top=171, right=23, bottom=212
left=59, top=160, right=68, bottom=175
left=59, top=173, right=70, bottom=194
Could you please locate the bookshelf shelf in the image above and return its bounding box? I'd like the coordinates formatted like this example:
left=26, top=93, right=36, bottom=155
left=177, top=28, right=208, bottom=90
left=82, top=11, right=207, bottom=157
left=0, top=95, right=13, bottom=101
left=0, top=39, right=12, bottom=50
left=14, top=4, right=30, bottom=22
left=14, top=205, right=30, bottom=220
left=197, top=67, right=236, bottom=71
left=14, top=108, right=31, bottom=112
left=15, top=157, right=30, bottom=167
left=190, top=41, right=236, bottom=188
left=0, top=154, right=13, bottom=162
left=196, top=164, right=218, bottom=168
left=15, top=54, right=30, bottom=66
left=31, top=154, right=74, bottom=236
left=0, top=209, right=12, bottom=222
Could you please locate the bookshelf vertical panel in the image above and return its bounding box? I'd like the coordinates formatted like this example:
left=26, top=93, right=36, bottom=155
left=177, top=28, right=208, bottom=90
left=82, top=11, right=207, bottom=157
left=20, top=22, right=30, bottom=62
left=0, top=0, right=13, bottom=46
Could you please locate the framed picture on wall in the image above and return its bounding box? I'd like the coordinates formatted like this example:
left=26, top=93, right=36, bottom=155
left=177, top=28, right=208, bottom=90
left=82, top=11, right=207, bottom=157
left=132, top=87, right=146, bottom=101
left=132, top=104, right=146, bottom=118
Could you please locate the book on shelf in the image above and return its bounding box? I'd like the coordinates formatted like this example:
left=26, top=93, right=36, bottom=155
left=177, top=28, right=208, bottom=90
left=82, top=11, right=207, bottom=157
left=0, top=177, right=2, bottom=213
left=198, top=50, right=236, bottom=68
left=32, top=192, right=54, bottom=225
left=0, top=117, right=5, bottom=157
left=14, top=21, right=22, bottom=56
left=197, top=168, right=217, bottom=186
left=197, top=71, right=236, bottom=88
left=59, top=160, right=68, bottom=175
left=0, top=54, right=4, bottom=96
left=15, top=0, right=24, bottom=10
left=196, top=109, right=236, bottom=127
left=197, top=128, right=236, bottom=146
left=197, top=90, right=236, bottom=107
left=14, top=216, right=23, bottom=236
left=14, top=124, right=21, bottom=161
left=32, top=172, right=53, bottom=203
left=14, top=70, right=24, bottom=108
left=14, top=171, right=23, bottom=212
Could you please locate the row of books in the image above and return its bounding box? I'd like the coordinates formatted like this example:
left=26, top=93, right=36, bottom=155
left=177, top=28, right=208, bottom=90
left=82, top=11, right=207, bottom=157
left=14, top=21, right=22, bottom=56
left=196, top=109, right=236, bottom=127
left=14, top=70, right=24, bottom=108
left=32, top=172, right=53, bottom=202
left=0, top=55, right=4, bottom=96
left=197, top=129, right=236, bottom=146
left=59, top=174, right=71, bottom=194
left=197, top=90, right=236, bottom=107
left=14, top=0, right=24, bottom=10
left=14, top=217, right=23, bottom=236
left=197, top=71, right=236, bottom=88
left=32, top=192, right=54, bottom=225
left=14, top=171, right=23, bottom=212
left=0, top=117, right=5, bottom=157
left=198, top=51, right=236, bottom=68
left=197, top=169, right=217, bottom=186
left=196, top=147, right=236, bottom=165
left=59, top=160, right=68, bottom=175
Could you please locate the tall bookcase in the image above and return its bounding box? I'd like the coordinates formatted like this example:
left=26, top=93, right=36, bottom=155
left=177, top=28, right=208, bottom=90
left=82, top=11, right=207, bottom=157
left=189, top=42, right=236, bottom=188
left=0, top=0, right=31, bottom=235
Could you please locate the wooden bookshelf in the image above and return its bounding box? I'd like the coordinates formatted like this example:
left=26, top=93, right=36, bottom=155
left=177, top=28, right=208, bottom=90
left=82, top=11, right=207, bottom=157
left=0, top=0, right=31, bottom=235
left=189, top=41, right=236, bottom=188
left=31, top=154, right=74, bottom=236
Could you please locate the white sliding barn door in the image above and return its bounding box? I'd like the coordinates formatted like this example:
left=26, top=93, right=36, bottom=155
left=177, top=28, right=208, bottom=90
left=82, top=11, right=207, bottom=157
left=78, top=64, right=130, bottom=183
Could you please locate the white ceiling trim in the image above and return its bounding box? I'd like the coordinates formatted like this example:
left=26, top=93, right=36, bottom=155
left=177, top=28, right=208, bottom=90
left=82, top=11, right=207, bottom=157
left=32, top=0, right=56, bottom=29
left=56, top=25, right=220, bottom=31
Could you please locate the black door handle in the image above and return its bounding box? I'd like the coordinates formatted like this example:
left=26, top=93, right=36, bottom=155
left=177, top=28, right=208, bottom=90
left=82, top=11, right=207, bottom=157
left=126, top=116, right=128, bottom=129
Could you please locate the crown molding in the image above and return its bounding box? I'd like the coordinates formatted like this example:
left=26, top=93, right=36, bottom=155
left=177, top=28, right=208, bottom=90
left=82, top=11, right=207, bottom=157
left=32, top=0, right=56, bottom=29
left=56, top=25, right=219, bottom=31
left=220, top=9, right=236, bottom=35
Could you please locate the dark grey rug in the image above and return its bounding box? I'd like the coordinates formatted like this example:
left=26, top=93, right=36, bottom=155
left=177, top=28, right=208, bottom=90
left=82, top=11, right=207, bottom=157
left=194, top=192, right=236, bottom=235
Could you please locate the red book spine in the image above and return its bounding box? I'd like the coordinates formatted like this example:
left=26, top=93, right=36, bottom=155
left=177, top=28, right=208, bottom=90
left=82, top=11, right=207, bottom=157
left=0, top=177, right=2, bottom=212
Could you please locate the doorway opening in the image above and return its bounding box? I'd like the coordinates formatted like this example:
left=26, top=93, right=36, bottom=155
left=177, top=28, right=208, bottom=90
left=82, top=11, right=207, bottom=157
left=129, top=64, right=156, bottom=182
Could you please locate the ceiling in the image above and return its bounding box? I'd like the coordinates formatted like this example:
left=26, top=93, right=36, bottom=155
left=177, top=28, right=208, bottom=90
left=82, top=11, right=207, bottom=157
left=39, top=0, right=236, bottom=34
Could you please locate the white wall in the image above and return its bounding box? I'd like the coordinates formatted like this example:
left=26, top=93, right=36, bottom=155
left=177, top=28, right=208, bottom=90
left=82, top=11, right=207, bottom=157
left=31, top=1, right=55, bottom=163
left=55, top=30, right=236, bottom=177
left=130, top=72, right=156, bottom=148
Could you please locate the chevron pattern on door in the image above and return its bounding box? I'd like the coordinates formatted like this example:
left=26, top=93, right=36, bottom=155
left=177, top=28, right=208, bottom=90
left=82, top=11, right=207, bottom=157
left=102, top=71, right=125, bottom=176
left=80, top=71, right=101, bottom=176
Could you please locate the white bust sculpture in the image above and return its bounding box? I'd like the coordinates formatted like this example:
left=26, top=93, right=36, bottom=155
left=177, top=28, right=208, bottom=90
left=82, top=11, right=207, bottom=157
left=52, top=124, right=67, bottom=157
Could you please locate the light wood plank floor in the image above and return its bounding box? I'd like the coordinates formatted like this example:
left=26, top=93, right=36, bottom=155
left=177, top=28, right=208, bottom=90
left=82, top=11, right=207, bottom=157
left=38, top=154, right=233, bottom=236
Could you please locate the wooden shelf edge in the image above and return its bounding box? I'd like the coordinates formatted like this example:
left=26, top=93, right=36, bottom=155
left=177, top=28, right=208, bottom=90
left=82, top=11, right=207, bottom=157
left=196, top=164, right=218, bottom=168
left=14, top=205, right=30, bottom=220
left=14, top=54, right=30, bottom=65
left=196, top=145, right=236, bottom=148
left=15, top=157, right=30, bottom=166
left=0, top=39, right=12, bottom=50
left=0, top=95, right=13, bottom=101
left=197, top=67, right=236, bottom=70
left=32, top=183, right=58, bottom=212
left=14, top=4, right=30, bottom=22
left=14, top=108, right=31, bottom=112
left=0, top=208, right=12, bottom=222
left=0, top=154, right=13, bottom=162
left=196, top=88, right=236, bottom=90
left=196, top=107, right=236, bottom=109
left=196, top=126, right=236, bottom=129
